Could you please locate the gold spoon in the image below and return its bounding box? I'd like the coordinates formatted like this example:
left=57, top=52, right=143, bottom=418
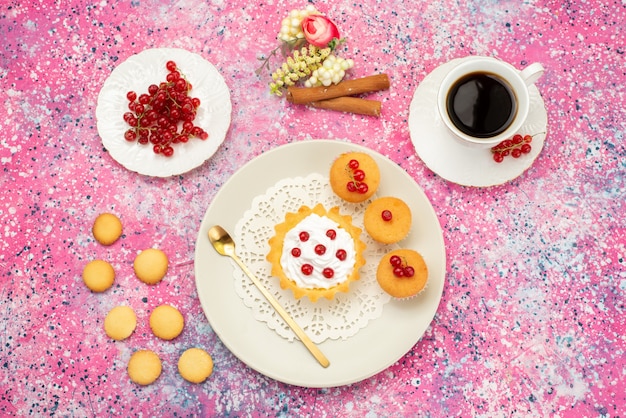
left=208, top=225, right=330, bottom=368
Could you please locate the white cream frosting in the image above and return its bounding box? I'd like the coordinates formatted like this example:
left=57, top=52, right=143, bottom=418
left=280, top=213, right=356, bottom=289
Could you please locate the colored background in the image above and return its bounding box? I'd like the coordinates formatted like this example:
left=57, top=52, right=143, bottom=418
left=1, top=0, right=624, bottom=416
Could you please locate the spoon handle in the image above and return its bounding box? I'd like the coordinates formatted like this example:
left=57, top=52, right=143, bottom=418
left=231, top=254, right=330, bottom=368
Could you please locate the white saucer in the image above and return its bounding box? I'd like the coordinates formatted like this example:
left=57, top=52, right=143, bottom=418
left=96, top=48, right=231, bottom=177
left=408, top=57, right=548, bottom=187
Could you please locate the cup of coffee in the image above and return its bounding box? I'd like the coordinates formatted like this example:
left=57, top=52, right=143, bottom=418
left=437, top=57, right=544, bottom=147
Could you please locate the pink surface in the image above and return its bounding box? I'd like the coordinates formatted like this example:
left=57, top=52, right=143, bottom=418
left=1, top=0, right=625, bottom=416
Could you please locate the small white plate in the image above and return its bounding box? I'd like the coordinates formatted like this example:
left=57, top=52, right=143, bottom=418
left=409, top=57, right=548, bottom=187
left=96, top=48, right=231, bottom=177
left=194, top=140, right=446, bottom=388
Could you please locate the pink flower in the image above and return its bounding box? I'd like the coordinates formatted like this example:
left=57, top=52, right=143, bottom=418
left=301, top=15, right=340, bottom=48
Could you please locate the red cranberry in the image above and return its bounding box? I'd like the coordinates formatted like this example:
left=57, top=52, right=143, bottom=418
left=314, top=244, right=326, bottom=255
left=348, top=159, right=359, bottom=170
left=301, top=264, right=313, bottom=275
left=352, top=169, right=365, bottom=182
left=393, top=267, right=405, bottom=278
left=336, top=249, right=347, bottom=261
left=389, top=255, right=402, bottom=267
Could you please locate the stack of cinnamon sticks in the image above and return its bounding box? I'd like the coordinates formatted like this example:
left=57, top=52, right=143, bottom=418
left=285, top=74, right=390, bottom=117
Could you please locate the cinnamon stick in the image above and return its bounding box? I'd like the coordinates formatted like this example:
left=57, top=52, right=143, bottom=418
left=308, top=97, right=382, bottom=117
left=286, top=74, right=390, bottom=104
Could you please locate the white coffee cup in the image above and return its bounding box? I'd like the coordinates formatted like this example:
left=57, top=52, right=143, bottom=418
left=437, top=57, right=544, bottom=148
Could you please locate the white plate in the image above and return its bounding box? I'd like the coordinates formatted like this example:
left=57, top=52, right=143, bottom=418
left=409, top=57, right=548, bottom=187
left=96, top=48, right=231, bottom=177
left=194, top=140, right=446, bottom=388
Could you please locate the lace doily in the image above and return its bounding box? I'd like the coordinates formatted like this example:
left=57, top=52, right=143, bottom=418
left=234, top=173, right=393, bottom=343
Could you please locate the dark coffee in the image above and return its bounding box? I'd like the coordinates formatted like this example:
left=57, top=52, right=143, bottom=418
left=446, top=72, right=517, bottom=138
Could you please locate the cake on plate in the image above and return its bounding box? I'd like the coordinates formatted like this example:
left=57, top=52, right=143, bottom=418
left=267, top=204, right=366, bottom=302
left=364, top=196, right=412, bottom=244
left=329, top=152, right=380, bottom=203
left=376, top=249, right=428, bottom=299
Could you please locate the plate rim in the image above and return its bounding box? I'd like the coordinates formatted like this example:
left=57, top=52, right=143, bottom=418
left=194, top=139, right=447, bottom=387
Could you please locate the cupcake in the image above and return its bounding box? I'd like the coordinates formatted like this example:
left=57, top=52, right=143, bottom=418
left=330, top=152, right=380, bottom=203
left=376, top=249, right=428, bottom=299
left=267, top=204, right=366, bottom=302
left=364, top=196, right=412, bottom=244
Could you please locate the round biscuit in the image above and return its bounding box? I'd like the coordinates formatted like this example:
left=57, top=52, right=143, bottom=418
left=133, top=248, right=168, bottom=285
left=178, top=348, right=214, bottom=383
left=104, top=305, right=137, bottom=341
left=149, top=304, right=184, bottom=340
left=92, top=213, right=123, bottom=245
left=127, top=350, right=162, bottom=385
left=82, top=259, right=115, bottom=292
